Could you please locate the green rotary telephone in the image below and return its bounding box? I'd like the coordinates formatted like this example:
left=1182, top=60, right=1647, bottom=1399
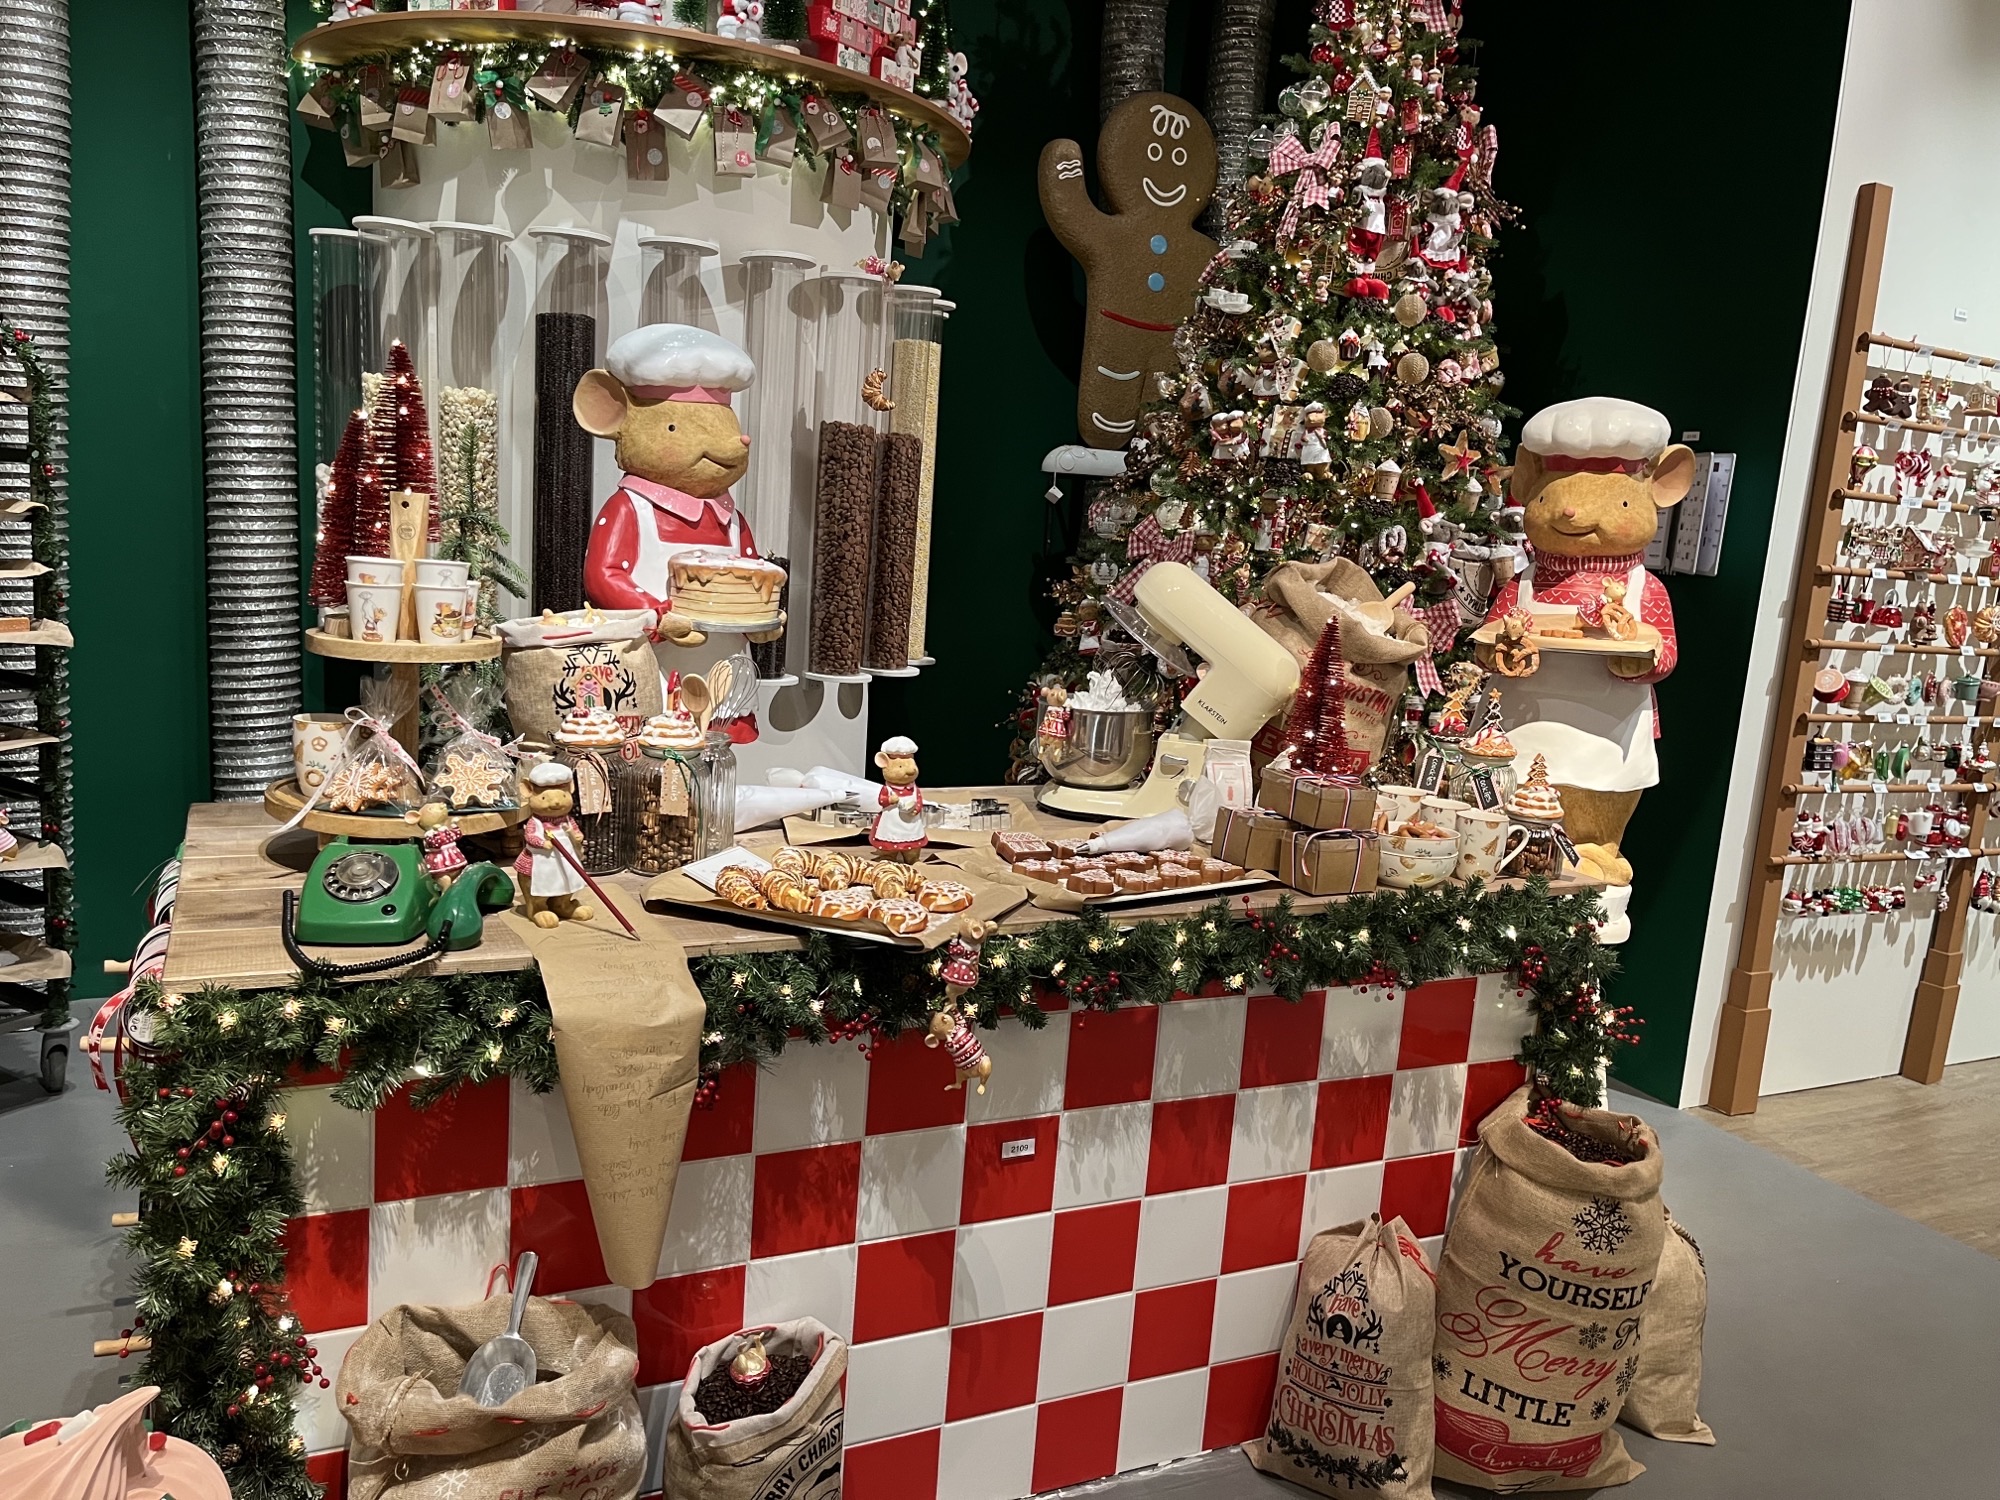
left=283, top=838, right=515, bottom=979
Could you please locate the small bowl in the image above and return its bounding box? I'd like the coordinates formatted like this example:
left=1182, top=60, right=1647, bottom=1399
left=1379, top=834, right=1459, bottom=889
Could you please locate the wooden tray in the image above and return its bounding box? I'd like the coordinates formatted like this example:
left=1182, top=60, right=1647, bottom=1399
left=304, top=627, right=501, bottom=665
left=264, top=778, right=528, bottom=842
left=0, top=931, right=72, bottom=984
left=1470, top=616, right=1662, bottom=662
left=293, top=13, right=972, bottom=165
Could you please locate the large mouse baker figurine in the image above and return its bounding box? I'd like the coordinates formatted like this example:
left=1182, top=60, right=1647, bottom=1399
left=1483, top=398, right=1693, bottom=907
left=1040, top=93, right=1218, bottom=448
left=575, top=323, right=786, bottom=648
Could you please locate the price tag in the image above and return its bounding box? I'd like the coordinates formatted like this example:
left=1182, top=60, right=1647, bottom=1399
left=1896, top=712, right=1912, bottom=724
left=1952, top=573, right=1967, bottom=586
left=1872, top=779, right=1889, bottom=795
left=1872, top=566, right=1889, bottom=579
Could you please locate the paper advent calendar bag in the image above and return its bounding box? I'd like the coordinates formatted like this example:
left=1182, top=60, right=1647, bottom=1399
left=855, top=105, right=898, bottom=167
left=626, top=108, right=668, bottom=180
left=1277, top=827, right=1378, bottom=895
left=1214, top=805, right=1292, bottom=873
left=760, top=104, right=798, bottom=165
left=899, top=208, right=929, bottom=256
left=1249, top=1216, right=1436, bottom=1498
left=858, top=165, right=897, bottom=214
left=297, top=78, right=338, bottom=131
left=527, top=47, right=589, bottom=113
left=713, top=106, right=756, bottom=176
left=655, top=74, right=710, bottom=138
left=378, top=139, right=421, bottom=189
left=485, top=96, right=532, bottom=151
left=1259, top=766, right=1377, bottom=832
left=390, top=87, right=434, bottom=145
left=428, top=56, right=475, bottom=122
left=823, top=151, right=865, bottom=211
left=340, top=118, right=383, bottom=168
left=355, top=66, right=394, bottom=132
left=573, top=80, right=625, bottom=148
left=797, top=92, right=852, bottom=151
left=1434, top=1087, right=1666, bottom=1491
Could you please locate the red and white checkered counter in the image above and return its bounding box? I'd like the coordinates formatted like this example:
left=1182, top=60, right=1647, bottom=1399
left=285, top=974, right=1533, bottom=1498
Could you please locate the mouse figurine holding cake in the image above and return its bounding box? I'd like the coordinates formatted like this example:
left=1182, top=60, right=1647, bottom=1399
left=1481, top=397, right=1693, bottom=941
left=870, top=734, right=929, bottom=862
left=574, top=323, right=787, bottom=739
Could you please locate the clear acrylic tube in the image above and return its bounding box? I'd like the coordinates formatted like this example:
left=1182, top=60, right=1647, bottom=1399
left=355, top=215, right=434, bottom=383
left=528, top=227, right=611, bottom=614
left=740, top=250, right=817, bottom=681
left=891, top=286, right=945, bottom=665
left=311, top=228, right=362, bottom=476
left=638, top=235, right=720, bottom=330
left=432, top=222, right=511, bottom=621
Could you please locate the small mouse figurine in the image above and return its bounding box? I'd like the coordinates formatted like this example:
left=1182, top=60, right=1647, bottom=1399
left=514, top=762, right=595, bottom=928
left=404, top=800, right=465, bottom=890
left=927, top=1003, right=992, bottom=1094
left=870, top=735, right=928, bottom=863
left=940, top=917, right=990, bottom=1003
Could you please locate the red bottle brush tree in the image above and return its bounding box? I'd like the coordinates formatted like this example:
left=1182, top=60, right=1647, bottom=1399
left=365, top=339, right=441, bottom=544
left=308, top=408, right=369, bottom=607
left=1282, top=613, right=1371, bottom=778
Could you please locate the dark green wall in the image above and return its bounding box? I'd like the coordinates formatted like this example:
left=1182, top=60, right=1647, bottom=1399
left=1474, top=2, right=1851, bottom=1100
left=70, top=2, right=206, bottom=984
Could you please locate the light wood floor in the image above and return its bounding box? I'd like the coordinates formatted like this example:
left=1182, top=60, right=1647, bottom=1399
left=1700, top=1057, right=2000, bottom=1258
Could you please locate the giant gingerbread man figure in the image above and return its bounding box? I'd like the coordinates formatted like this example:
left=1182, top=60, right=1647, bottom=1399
left=1040, top=93, right=1218, bottom=449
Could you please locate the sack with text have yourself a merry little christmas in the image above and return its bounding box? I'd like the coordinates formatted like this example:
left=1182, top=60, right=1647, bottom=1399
left=1433, top=1086, right=1666, bottom=1491
left=1248, top=1215, right=1437, bottom=1499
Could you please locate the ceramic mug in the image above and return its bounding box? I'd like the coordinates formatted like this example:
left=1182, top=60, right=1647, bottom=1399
left=1456, top=806, right=1528, bottom=880
left=1421, top=795, right=1471, bottom=831
left=1376, top=784, right=1425, bottom=832
left=346, top=555, right=404, bottom=587
left=292, top=712, right=347, bottom=793
left=415, top=584, right=468, bottom=642
left=414, top=557, right=471, bottom=589
left=346, top=581, right=404, bottom=643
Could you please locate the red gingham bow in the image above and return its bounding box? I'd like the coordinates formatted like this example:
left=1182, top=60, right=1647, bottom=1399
left=1111, top=515, right=1196, bottom=603
left=1410, top=0, right=1450, bottom=33
left=1400, top=596, right=1463, bottom=697
left=1268, top=128, right=1341, bottom=243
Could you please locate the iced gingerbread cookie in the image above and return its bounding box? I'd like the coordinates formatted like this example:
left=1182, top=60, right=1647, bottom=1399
left=1039, top=93, right=1218, bottom=449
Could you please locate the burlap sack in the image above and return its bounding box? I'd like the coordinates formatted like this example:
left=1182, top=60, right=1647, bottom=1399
left=1247, top=559, right=1431, bottom=762
left=1249, top=1215, right=1437, bottom=1498
left=498, top=608, right=663, bottom=744
left=1620, top=1210, right=1715, bottom=1444
left=1433, top=1086, right=1665, bottom=1491
left=337, top=1295, right=645, bottom=1500
left=666, top=1319, right=847, bottom=1500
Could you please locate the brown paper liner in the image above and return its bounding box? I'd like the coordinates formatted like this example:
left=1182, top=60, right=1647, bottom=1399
left=502, top=909, right=705, bottom=1290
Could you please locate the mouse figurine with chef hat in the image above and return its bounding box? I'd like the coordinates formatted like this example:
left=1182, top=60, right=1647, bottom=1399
left=514, top=761, right=594, bottom=928
left=1481, top=397, right=1694, bottom=909
left=1039, top=93, right=1218, bottom=449
left=870, top=735, right=929, bottom=862
left=575, top=323, right=786, bottom=649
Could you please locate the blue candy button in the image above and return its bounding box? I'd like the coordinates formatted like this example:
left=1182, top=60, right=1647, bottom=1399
left=1150, top=234, right=1167, bottom=254
left=1147, top=272, right=1165, bottom=291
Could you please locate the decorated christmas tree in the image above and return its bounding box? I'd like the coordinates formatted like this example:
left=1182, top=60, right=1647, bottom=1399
left=1013, top=0, right=1512, bottom=773
left=363, top=339, right=441, bottom=548
left=1281, top=615, right=1372, bottom=777
left=308, top=408, right=367, bottom=608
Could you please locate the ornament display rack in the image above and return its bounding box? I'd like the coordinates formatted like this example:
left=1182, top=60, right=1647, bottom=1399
left=291, top=11, right=971, bottom=165
left=1717, top=182, right=1997, bottom=1112
left=0, top=327, right=74, bottom=1093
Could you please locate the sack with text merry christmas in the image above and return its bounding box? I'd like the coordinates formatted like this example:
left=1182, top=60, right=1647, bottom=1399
left=1248, top=1215, right=1437, bottom=1499
left=1433, top=1086, right=1665, bottom=1491
left=1619, top=1209, right=1715, bottom=1444
left=665, top=1319, right=847, bottom=1500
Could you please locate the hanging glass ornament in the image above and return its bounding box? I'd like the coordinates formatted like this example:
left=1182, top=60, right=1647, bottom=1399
left=1245, top=123, right=1276, bottom=159
left=1297, top=77, right=1332, bottom=115
left=1277, top=85, right=1305, bottom=118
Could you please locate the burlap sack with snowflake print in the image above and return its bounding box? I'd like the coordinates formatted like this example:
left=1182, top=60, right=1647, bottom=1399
left=337, top=1293, right=646, bottom=1500
left=1619, top=1208, right=1715, bottom=1445
left=1248, top=1214, right=1437, bottom=1498
left=1432, top=1086, right=1665, bottom=1491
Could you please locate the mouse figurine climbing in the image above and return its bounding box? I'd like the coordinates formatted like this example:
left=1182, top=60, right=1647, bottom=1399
left=514, top=762, right=595, bottom=929
left=1039, top=93, right=1218, bottom=449
left=1481, top=398, right=1694, bottom=927
left=404, top=800, right=465, bottom=891
left=927, top=1003, right=992, bottom=1094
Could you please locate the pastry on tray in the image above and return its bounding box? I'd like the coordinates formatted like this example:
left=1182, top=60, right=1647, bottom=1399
left=916, top=878, right=974, bottom=914
left=869, top=896, right=931, bottom=935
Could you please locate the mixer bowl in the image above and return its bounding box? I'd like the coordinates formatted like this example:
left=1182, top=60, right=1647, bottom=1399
left=1039, top=706, right=1156, bottom=789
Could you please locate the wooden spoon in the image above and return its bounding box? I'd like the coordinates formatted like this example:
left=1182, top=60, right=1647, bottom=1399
left=678, top=673, right=712, bottom=732
left=1347, top=581, right=1417, bottom=635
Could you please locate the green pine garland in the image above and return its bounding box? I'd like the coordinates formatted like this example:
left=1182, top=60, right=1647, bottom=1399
left=107, top=881, right=1620, bottom=1497
left=0, top=324, right=72, bottom=1028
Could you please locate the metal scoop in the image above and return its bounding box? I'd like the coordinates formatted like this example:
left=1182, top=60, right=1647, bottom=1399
left=459, top=1250, right=537, bottom=1408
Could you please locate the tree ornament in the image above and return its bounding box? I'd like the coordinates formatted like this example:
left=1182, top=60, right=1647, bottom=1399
left=1394, top=291, right=1428, bottom=327
left=1369, top=406, right=1397, bottom=438
left=1395, top=351, right=1431, bottom=385
left=1306, top=337, right=1341, bottom=373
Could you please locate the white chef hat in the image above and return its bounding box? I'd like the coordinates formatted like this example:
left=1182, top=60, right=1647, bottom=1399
left=1520, top=397, right=1670, bottom=472
left=879, top=735, right=919, bottom=755
left=527, top=760, right=573, bottom=788
left=606, top=323, right=755, bottom=400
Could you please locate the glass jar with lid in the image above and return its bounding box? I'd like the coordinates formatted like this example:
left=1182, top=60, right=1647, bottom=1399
left=551, top=736, right=640, bottom=875
left=630, top=730, right=738, bottom=875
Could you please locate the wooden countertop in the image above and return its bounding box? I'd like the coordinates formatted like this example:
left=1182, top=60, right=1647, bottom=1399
left=161, top=789, right=1599, bottom=993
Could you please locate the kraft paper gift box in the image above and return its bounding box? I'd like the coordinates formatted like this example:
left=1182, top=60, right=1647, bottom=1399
left=1278, top=826, right=1380, bottom=896
left=1257, top=766, right=1377, bottom=832
left=1214, top=805, right=1294, bottom=873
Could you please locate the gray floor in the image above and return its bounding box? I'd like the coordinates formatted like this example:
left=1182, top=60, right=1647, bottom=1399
left=1067, top=1087, right=2000, bottom=1498
left=8, top=1024, right=1999, bottom=1495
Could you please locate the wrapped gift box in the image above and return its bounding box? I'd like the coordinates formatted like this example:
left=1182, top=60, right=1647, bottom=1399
left=1258, top=767, right=1377, bottom=833
left=1213, top=805, right=1294, bottom=873
left=1278, top=827, right=1380, bottom=896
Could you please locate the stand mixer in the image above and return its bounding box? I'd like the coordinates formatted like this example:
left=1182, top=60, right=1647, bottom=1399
left=1039, top=562, right=1301, bottom=819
